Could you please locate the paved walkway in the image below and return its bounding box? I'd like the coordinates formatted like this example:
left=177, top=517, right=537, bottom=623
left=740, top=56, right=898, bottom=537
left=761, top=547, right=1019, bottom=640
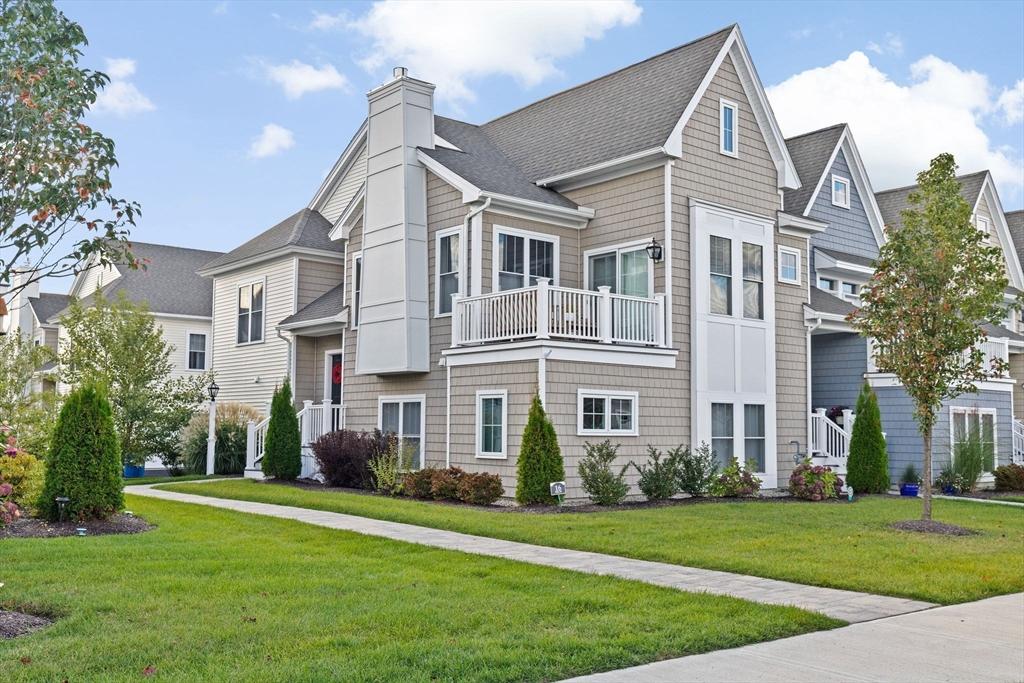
left=564, top=593, right=1024, bottom=682
left=130, top=484, right=936, bottom=622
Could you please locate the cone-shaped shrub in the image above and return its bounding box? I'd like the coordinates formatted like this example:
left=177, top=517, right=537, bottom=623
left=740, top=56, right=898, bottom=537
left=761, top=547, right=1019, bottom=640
left=515, top=394, right=565, bottom=505
left=846, top=381, right=890, bottom=493
left=262, top=380, right=301, bottom=480
left=39, top=384, right=123, bottom=521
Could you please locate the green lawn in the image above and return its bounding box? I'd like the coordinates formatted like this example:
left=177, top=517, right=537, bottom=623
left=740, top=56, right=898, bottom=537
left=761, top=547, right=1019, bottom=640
left=123, top=473, right=237, bottom=486
left=162, top=480, right=1024, bottom=605
left=0, top=495, right=835, bottom=683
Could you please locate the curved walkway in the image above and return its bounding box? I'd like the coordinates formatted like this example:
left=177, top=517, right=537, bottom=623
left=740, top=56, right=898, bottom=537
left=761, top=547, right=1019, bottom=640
left=129, top=484, right=936, bottom=623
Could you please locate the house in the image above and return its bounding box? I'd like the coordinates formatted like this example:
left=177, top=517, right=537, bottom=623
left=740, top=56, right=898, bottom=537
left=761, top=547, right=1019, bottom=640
left=0, top=270, right=69, bottom=393
left=218, top=23, right=838, bottom=497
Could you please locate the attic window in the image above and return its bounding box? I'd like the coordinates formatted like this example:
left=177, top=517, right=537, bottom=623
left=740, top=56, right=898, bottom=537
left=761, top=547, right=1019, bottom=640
left=977, top=216, right=992, bottom=242
left=719, top=99, right=738, bottom=157
left=831, top=175, right=851, bottom=209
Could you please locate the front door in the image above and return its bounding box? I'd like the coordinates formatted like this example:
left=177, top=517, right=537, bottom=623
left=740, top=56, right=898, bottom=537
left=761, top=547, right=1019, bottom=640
left=328, top=352, right=343, bottom=430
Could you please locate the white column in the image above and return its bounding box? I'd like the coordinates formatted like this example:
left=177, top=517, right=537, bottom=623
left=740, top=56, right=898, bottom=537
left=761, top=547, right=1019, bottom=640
left=654, top=293, right=666, bottom=347
left=536, top=278, right=550, bottom=340
left=598, top=286, right=613, bottom=343
left=205, top=400, right=217, bottom=475
left=245, top=420, right=256, bottom=470
left=451, top=294, right=462, bottom=346
left=814, top=407, right=827, bottom=455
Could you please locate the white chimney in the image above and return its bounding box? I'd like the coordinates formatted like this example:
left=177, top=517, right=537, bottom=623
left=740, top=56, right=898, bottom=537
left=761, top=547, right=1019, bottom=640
left=355, top=69, right=435, bottom=375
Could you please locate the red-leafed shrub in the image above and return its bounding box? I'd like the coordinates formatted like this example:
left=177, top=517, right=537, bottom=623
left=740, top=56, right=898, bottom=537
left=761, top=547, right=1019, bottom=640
left=430, top=467, right=465, bottom=500
left=456, top=472, right=504, bottom=506
left=311, top=429, right=394, bottom=489
left=402, top=468, right=437, bottom=499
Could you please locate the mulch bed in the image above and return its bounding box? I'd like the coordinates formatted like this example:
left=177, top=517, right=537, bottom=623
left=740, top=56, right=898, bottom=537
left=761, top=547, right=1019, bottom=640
left=888, top=519, right=979, bottom=536
left=0, top=513, right=152, bottom=539
left=0, top=610, right=52, bottom=639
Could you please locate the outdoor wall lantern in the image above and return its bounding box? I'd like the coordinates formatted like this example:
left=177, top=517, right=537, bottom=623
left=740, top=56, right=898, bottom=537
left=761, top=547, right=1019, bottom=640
left=645, top=237, right=663, bottom=262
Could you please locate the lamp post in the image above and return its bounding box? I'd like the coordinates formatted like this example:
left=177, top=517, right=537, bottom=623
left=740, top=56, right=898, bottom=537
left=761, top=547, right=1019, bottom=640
left=206, top=380, right=219, bottom=476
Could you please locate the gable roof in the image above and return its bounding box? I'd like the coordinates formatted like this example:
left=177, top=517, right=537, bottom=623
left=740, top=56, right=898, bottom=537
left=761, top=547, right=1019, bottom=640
left=199, top=208, right=341, bottom=275
left=28, top=292, right=71, bottom=325
left=1007, top=210, right=1024, bottom=268
left=783, top=124, right=846, bottom=214
left=806, top=286, right=857, bottom=317
left=875, top=171, right=989, bottom=229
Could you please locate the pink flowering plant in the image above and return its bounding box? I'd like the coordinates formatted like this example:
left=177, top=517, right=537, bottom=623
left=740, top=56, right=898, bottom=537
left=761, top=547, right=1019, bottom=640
left=0, top=479, right=20, bottom=526
left=789, top=459, right=844, bottom=501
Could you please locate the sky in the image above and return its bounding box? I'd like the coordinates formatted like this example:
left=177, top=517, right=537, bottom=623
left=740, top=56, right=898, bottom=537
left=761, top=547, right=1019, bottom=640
left=57, top=0, right=1024, bottom=290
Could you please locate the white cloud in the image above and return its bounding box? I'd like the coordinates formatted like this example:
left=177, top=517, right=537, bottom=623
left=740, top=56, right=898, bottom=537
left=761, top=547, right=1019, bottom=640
left=788, top=27, right=813, bottom=41
left=998, top=80, right=1024, bottom=125
left=213, top=1, right=228, bottom=15
left=866, top=32, right=904, bottom=57
left=92, top=57, right=155, bottom=116
left=248, top=123, right=294, bottom=159
left=348, top=0, right=642, bottom=107
left=309, top=10, right=346, bottom=30
left=262, top=60, right=350, bottom=99
left=767, top=51, right=1023, bottom=203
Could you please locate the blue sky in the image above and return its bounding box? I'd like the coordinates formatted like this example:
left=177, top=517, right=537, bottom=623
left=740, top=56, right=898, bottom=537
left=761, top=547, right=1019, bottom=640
left=58, top=0, right=1024, bottom=284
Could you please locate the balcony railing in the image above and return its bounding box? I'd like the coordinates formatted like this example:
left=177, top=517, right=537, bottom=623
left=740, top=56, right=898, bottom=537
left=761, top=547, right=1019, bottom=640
left=451, top=278, right=666, bottom=348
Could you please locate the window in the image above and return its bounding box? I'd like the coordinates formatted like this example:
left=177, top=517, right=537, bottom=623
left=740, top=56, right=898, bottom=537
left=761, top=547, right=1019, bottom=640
left=777, top=246, right=801, bottom=285
left=817, top=277, right=837, bottom=292
left=587, top=243, right=652, bottom=297
left=950, top=407, right=996, bottom=471
left=577, top=390, right=638, bottom=436
left=831, top=175, right=850, bottom=209
left=494, top=228, right=557, bottom=291
left=720, top=99, right=738, bottom=157
left=709, top=235, right=732, bottom=315
left=351, top=251, right=362, bottom=328
left=841, top=282, right=859, bottom=300
left=379, top=396, right=424, bottom=469
left=187, top=332, right=207, bottom=370
left=476, top=390, right=507, bottom=458
left=711, top=403, right=733, bottom=468
left=742, top=243, right=763, bottom=320
left=744, top=404, right=765, bottom=472
left=435, top=228, right=462, bottom=316
left=977, top=216, right=992, bottom=243
left=236, top=281, right=264, bottom=344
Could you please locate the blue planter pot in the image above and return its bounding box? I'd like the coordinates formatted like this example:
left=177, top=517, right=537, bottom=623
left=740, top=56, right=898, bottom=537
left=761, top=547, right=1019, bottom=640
left=123, top=465, right=146, bottom=478
left=941, top=484, right=958, bottom=495
left=899, top=483, right=919, bottom=497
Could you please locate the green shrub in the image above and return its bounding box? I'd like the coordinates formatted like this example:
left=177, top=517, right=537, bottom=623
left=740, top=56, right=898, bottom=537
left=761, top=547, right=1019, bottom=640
left=430, top=467, right=465, bottom=500
left=710, top=458, right=761, bottom=498
left=0, top=451, right=45, bottom=515
left=677, top=442, right=718, bottom=495
left=994, top=463, right=1024, bottom=491
left=630, top=446, right=680, bottom=500
left=788, top=459, right=844, bottom=501
left=262, top=381, right=301, bottom=480
left=39, top=384, right=123, bottom=521
left=368, top=440, right=411, bottom=495
left=180, top=402, right=262, bottom=475
left=900, top=463, right=920, bottom=485
left=951, top=426, right=991, bottom=493
left=579, top=440, right=629, bottom=505
left=515, top=394, right=565, bottom=505
left=456, top=472, right=504, bottom=505
left=402, top=467, right=437, bottom=499
left=846, top=382, right=890, bottom=493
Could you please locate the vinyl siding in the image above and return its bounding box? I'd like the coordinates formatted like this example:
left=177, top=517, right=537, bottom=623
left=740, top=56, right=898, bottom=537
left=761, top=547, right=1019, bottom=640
left=320, top=143, right=367, bottom=225
left=811, top=332, right=867, bottom=411
left=294, top=334, right=345, bottom=405
left=73, top=262, right=119, bottom=297
left=155, top=315, right=213, bottom=379
left=975, top=195, right=1011, bottom=276
left=296, top=259, right=343, bottom=309
left=808, top=149, right=879, bottom=264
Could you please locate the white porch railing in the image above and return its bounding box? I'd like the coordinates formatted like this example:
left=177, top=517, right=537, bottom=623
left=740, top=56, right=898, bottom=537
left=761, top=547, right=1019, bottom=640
left=452, top=278, right=666, bottom=348
left=1013, top=419, right=1024, bottom=464
left=810, top=408, right=856, bottom=466
left=245, top=400, right=345, bottom=479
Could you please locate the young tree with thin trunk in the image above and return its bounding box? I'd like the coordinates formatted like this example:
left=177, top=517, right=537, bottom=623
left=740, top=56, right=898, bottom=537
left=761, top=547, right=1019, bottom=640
left=851, top=153, right=1011, bottom=520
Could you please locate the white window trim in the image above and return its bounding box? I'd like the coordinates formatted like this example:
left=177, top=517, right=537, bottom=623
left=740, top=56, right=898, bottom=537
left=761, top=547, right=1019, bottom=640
left=582, top=239, right=656, bottom=296
left=184, top=329, right=208, bottom=371
left=777, top=246, right=801, bottom=286
left=321, top=348, right=344, bottom=403
left=350, top=250, right=362, bottom=329
left=434, top=226, right=466, bottom=318
left=235, top=277, right=266, bottom=346
left=719, top=98, right=738, bottom=158
left=577, top=388, right=639, bottom=437
left=475, top=389, right=508, bottom=459
left=948, top=406, right=998, bottom=467
left=831, top=174, right=851, bottom=209
left=377, top=394, right=426, bottom=469
left=817, top=277, right=837, bottom=293
left=492, top=225, right=560, bottom=291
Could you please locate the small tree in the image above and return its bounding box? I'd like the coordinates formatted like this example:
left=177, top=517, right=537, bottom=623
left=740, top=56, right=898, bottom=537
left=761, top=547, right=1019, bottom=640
left=846, top=382, right=890, bottom=493
left=515, top=394, right=565, bottom=505
left=852, top=153, right=1010, bottom=520
left=262, top=380, right=301, bottom=480
left=578, top=440, right=629, bottom=505
left=39, top=383, right=122, bottom=521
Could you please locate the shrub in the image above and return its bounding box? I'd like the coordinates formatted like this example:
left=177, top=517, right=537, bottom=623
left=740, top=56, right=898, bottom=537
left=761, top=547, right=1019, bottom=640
left=578, top=440, right=629, bottom=505
left=789, top=459, right=844, bottom=501
left=0, top=479, right=20, bottom=527
left=710, top=458, right=761, bottom=498
left=994, top=463, right=1024, bottom=491
left=262, top=381, right=301, bottom=480
left=456, top=472, right=504, bottom=505
left=430, top=467, right=465, bottom=500
left=515, top=394, right=565, bottom=505
left=631, top=446, right=680, bottom=501
left=951, top=426, right=991, bottom=493
left=935, top=464, right=964, bottom=494
left=39, top=384, right=123, bottom=521
left=0, top=451, right=45, bottom=515
left=846, top=382, right=890, bottom=493
left=180, top=402, right=262, bottom=475
left=312, top=429, right=391, bottom=489
left=402, top=467, right=437, bottom=499
left=368, top=439, right=412, bottom=495
left=900, top=463, right=920, bottom=485
left=677, top=442, right=718, bottom=495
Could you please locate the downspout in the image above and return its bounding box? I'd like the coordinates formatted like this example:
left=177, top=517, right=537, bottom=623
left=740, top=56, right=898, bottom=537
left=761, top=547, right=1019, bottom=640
left=466, top=197, right=491, bottom=296
left=441, top=356, right=450, bottom=468
left=277, top=328, right=294, bottom=403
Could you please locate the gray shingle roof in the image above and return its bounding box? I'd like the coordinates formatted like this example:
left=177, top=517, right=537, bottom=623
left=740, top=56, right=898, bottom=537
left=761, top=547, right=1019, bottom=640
left=783, top=124, right=845, bottom=214
left=423, top=117, right=576, bottom=208
left=815, top=247, right=875, bottom=268
left=875, top=171, right=988, bottom=229
left=981, top=322, right=1024, bottom=343
left=1006, top=210, right=1024, bottom=268
left=479, top=25, right=733, bottom=181
left=29, top=292, right=70, bottom=325
left=200, top=208, right=340, bottom=274
left=807, top=287, right=857, bottom=317
left=279, top=282, right=345, bottom=327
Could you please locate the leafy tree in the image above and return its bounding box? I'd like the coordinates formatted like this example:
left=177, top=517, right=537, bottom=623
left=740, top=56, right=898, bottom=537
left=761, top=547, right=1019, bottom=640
left=515, top=394, right=565, bottom=505
left=1, top=0, right=139, bottom=299
left=852, top=153, right=1010, bottom=520
left=39, top=383, right=122, bottom=520
left=0, top=330, right=56, bottom=455
left=262, top=380, right=301, bottom=480
left=846, top=382, right=890, bottom=493
left=58, top=291, right=208, bottom=466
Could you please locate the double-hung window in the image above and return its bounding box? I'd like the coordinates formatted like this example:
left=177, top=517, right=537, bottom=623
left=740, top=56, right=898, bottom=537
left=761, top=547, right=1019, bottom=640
left=777, top=246, right=800, bottom=285
left=476, top=390, right=507, bottom=458
left=236, top=281, right=264, bottom=344
left=709, top=235, right=732, bottom=315
left=577, top=390, right=638, bottom=436
left=587, top=243, right=652, bottom=297
left=351, top=251, right=362, bottom=328
left=187, top=332, right=207, bottom=370
left=720, top=99, right=738, bottom=157
left=711, top=402, right=767, bottom=472
left=742, top=243, right=763, bottom=320
left=831, top=175, right=851, bottom=209
left=495, top=228, right=557, bottom=290
left=951, top=407, right=996, bottom=472
left=379, top=396, right=424, bottom=469
left=436, top=228, right=462, bottom=316
left=817, top=277, right=837, bottom=292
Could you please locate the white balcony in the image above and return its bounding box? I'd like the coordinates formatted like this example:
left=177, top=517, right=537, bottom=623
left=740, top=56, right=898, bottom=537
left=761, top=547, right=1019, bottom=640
left=451, top=278, right=666, bottom=348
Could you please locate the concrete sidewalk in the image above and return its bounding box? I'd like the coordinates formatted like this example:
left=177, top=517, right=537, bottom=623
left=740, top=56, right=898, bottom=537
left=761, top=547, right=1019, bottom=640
left=563, top=593, right=1024, bottom=682
left=129, top=484, right=935, bottom=623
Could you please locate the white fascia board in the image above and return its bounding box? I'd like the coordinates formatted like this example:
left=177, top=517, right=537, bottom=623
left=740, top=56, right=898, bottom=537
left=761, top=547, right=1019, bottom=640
left=442, top=339, right=678, bottom=369
left=433, top=134, right=461, bottom=151
left=308, top=119, right=368, bottom=211
left=978, top=173, right=1024, bottom=290
left=778, top=211, right=827, bottom=236
left=813, top=248, right=874, bottom=278
left=416, top=150, right=482, bottom=202
left=277, top=311, right=348, bottom=334
left=534, top=147, right=668, bottom=189
left=328, top=183, right=365, bottom=241
left=841, top=130, right=887, bottom=246
left=197, top=246, right=345, bottom=278
left=801, top=126, right=846, bottom=218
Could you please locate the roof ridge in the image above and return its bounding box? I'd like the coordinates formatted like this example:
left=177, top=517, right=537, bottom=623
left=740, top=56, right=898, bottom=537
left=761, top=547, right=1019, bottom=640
left=876, top=170, right=990, bottom=195
left=127, top=240, right=225, bottom=256
left=286, top=207, right=311, bottom=246
left=784, top=122, right=846, bottom=143
left=481, top=24, right=735, bottom=127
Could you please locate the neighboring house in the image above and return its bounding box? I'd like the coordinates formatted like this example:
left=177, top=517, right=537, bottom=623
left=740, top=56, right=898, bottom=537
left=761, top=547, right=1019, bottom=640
left=220, top=23, right=834, bottom=497
left=0, top=269, right=69, bottom=393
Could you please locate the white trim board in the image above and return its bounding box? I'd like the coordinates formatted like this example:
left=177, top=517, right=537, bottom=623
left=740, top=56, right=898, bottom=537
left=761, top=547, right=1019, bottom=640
left=475, top=389, right=509, bottom=459
left=442, top=339, right=678, bottom=369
